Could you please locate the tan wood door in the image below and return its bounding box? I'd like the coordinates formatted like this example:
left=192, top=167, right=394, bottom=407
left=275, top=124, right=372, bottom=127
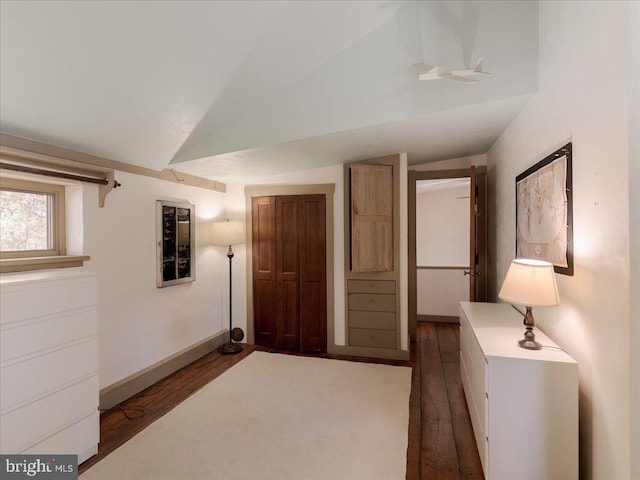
left=351, top=164, right=393, bottom=272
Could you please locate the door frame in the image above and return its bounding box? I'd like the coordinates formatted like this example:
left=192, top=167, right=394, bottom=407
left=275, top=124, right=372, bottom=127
left=408, top=167, right=487, bottom=341
left=244, top=184, right=335, bottom=349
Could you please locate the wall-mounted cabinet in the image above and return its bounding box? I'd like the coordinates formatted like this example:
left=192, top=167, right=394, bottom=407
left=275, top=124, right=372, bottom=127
left=156, top=200, right=195, bottom=288
left=350, top=164, right=393, bottom=273
left=344, top=155, right=403, bottom=360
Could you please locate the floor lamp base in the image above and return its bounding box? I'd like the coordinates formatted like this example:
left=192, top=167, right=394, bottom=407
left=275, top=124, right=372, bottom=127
left=220, top=342, right=242, bottom=355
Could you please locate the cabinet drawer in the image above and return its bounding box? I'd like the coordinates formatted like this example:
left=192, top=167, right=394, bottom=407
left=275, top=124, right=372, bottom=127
left=348, top=293, right=396, bottom=312
left=0, top=275, right=97, bottom=325
left=1, top=308, right=98, bottom=363
left=24, top=411, right=99, bottom=464
left=349, top=328, right=396, bottom=348
left=348, top=311, right=395, bottom=330
left=460, top=316, right=487, bottom=435
left=348, top=280, right=395, bottom=294
left=461, top=351, right=488, bottom=475
left=1, top=337, right=98, bottom=411
left=1, top=375, right=98, bottom=453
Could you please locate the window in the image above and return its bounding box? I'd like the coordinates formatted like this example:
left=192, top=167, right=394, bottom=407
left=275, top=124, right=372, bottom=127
left=0, top=177, right=66, bottom=259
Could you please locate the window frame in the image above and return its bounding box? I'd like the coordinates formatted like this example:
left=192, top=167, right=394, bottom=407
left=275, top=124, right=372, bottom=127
left=0, top=177, right=66, bottom=259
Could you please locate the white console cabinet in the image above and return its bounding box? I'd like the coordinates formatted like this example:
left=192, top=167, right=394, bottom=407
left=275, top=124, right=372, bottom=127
left=459, top=302, right=578, bottom=480
left=0, top=270, right=99, bottom=464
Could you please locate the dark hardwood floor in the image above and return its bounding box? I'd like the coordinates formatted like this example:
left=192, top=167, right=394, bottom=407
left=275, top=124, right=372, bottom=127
left=79, top=322, right=483, bottom=479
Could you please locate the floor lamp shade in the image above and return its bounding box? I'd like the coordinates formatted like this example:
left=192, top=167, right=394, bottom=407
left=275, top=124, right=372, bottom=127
left=211, top=219, right=246, bottom=246
left=499, top=259, right=559, bottom=350
left=211, top=219, right=246, bottom=354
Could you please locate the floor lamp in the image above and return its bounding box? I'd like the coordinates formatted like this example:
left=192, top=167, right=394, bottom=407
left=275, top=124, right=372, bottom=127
left=212, top=219, right=246, bottom=354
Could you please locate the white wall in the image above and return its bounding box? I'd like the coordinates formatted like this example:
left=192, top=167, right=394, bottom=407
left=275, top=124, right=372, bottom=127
left=78, top=171, right=227, bottom=389
left=411, top=153, right=487, bottom=172
left=416, top=270, right=467, bottom=317
left=487, top=2, right=631, bottom=479
left=225, top=156, right=409, bottom=352
left=416, top=181, right=469, bottom=317
left=416, top=182, right=469, bottom=266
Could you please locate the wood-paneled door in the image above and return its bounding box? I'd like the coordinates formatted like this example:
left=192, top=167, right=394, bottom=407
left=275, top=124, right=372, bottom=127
left=350, top=164, right=393, bottom=273
left=252, top=194, right=327, bottom=353
left=469, top=166, right=478, bottom=301
left=253, top=196, right=277, bottom=348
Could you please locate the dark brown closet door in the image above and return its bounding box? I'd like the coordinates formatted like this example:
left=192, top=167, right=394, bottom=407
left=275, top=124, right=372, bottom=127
left=252, top=196, right=276, bottom=346
left=299, top=195, right=326, bottom=353
left=252, top=194, right=327, bottom=352
left=275, top=196, right=301, bottom=349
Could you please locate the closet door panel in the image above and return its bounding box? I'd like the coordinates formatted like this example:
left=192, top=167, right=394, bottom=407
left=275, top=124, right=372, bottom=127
left=276, top=196, right=300, bottom=349
left=252, top=196, right=277, bottom=346
left=300, top=195, right=327, bottom=353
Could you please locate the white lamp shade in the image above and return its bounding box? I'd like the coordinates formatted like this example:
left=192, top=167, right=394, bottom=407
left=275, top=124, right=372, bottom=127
left=211, top=219, right=246, bottom=246
left=498, top=259, right=560, bottom=307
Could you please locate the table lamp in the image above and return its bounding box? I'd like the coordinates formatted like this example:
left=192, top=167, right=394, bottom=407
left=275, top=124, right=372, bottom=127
left=498, top=258, right=560, bottom=350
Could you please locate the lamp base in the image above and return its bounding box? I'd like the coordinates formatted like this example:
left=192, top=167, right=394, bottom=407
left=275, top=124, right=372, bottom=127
left=517, top=307, right=543, bottom=350
left=220, top=342, right=242, bottom=355
left=518, top=338, right=542, bottom=350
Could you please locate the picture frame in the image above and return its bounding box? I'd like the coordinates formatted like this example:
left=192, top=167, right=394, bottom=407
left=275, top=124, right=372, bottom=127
left=156, top=200, right=196, bottom=287
left=515, top=142, right=573, bottom=276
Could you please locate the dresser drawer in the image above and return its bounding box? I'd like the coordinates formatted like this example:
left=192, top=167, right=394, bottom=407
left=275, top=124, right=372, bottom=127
left=349, top=328, right=396, bottom=348
left=1, top=337, right=98, bottom=411
left=348, top=293, right=395, bottom=312
left=460, top=312, right=487, bottom=436
left=24, top=411, right=99, bottom=464
left=1, top=308, right=98, bottom=363
left=347, top=280, right=395, bottom=294
left=1, top=375, right=98, bottom=453
left=0, top=274, right=97, bottom=325
left=348, top=311, right=395, bottom=330
left=461, top=350, right=488, bottom=474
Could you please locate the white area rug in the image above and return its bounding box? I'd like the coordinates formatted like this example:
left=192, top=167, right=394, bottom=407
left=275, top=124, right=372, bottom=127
left=81, top=351, right=412, bottom=480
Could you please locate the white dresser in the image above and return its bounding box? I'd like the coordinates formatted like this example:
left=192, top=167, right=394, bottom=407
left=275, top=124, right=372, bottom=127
left=459, top=302, right=578, bottom=480
left=0, top=270, right=99, bottom=464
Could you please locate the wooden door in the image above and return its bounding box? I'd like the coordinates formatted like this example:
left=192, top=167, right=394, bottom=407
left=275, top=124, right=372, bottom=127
left=299, top=195, right=326, bottom=353
left=468, top=167, right=488, bottom=302
left=275, top=196, right=301, bottom=349
left=475, top=170, right=487, bottom=302
left=351, top=164, right=393, bottom=272
left=252, top=196, right=276, bottom=346
left=469, top=166, right=477, bottom=301
left=252, top=194, right=327, bottom=352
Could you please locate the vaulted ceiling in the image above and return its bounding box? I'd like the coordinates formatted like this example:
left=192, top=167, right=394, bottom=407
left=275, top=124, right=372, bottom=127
left=0, top=1, right=538, bottom=183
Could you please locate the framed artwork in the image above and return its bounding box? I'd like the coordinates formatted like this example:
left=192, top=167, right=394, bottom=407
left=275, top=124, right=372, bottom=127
left=516, top=142, right=573, bottom=276
left=156, top=200, right=196, bottom=287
